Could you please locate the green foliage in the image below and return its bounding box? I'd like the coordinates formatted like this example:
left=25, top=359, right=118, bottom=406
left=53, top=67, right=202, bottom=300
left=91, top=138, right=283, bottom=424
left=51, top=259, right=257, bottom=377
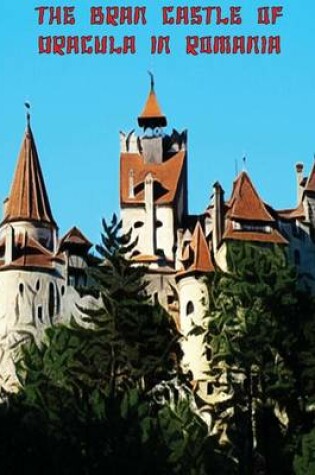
left=294, top=428, right=315, bottom=475
left=82, top=215, right=181, bottom=391
left=0, top=215, right=225, bottom=474
left=203, top=242, right=308, bottom=473
left=207, top=242, right=297, bottom=392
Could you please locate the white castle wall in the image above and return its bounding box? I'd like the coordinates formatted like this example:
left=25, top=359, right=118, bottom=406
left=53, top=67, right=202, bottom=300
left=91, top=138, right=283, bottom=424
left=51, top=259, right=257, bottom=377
left=121, top=205, right=175, bottom=260
left=0, top=262, right=100, bottom=391
left=155, top=206, right=175, bottom=260
left=177, top=275, right=209, bottom=381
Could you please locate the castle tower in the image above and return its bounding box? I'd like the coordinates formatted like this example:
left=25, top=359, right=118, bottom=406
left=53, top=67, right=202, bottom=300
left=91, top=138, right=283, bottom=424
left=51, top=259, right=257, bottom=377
left=0, top=111, right=95, bottom=390
left=0, top=113, right=58, bottom=255
left=120, top=76, right=188, bottom=266
left=213, top=171, right=287, bottom=271
left=176, top=222, right=214, bottom=398
left=276, top=162, right=315, bottom=290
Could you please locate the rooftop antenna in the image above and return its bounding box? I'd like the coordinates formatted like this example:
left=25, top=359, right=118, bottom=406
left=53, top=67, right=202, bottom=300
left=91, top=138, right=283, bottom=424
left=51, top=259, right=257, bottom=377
left=24, top=101, right=31, bottom=129
left=148, top=70, right=154, bottom=92
left=242, top=153, right=247, bottom=172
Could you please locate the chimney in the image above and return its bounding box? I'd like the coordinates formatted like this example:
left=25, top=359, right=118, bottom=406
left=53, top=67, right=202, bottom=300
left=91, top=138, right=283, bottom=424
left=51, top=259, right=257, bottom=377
left=128, top=169, right=135, bottom=198
left=296, top=163, right=304, bottom=204
left=175, top=229, right=183, bottom=270
left=5, top=225, right=14, bottom=265
left=213, top=182, right=224, bottom=251
left=144, top=173, right=155, bottom=255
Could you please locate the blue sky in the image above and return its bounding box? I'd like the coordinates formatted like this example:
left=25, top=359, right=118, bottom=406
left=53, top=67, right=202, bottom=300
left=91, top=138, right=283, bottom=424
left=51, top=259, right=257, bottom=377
left=0, top=1, right=314, bottom=245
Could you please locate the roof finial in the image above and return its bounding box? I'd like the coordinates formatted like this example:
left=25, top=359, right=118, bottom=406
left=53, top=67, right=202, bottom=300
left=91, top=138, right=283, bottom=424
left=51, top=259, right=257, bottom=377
left=24, top=102, right=31, bottom=130
left=242, top=153, right=247, bottom=172
left=148, top=70, right=154, bottom=92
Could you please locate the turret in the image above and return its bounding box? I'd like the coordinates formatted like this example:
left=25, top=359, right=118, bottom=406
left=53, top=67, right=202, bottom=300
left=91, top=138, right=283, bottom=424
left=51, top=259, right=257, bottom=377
left=0, top=107, right=57, bottom=252
left=138, top=73, right=166, bottom=164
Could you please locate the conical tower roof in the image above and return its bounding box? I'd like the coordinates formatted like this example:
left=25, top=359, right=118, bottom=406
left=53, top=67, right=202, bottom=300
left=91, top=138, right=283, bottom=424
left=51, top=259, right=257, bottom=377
left=178, top=222, right=214, bottom=277
left=189, top=222, right=214, bottom=273
left=227, top=172, right=274, bottom=222
left=138, top=74, right=167, bottom=128
left=3, top=121, right=56, bottom=226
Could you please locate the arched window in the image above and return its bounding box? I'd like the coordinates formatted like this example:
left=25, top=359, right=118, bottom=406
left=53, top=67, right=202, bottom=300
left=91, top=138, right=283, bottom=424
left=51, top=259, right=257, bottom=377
left=206, top=347, right=212, bottom=361
left=207, top=382, right=214, bottom=395
left=186, top=301, right=194, bottom=316
left=37, top=305, right=43, bottom=322
left=19, top=283, right=24, bottom=297
left=36, top=280, right=40, bottom=291
left=48, top=282, right=55, bottom=319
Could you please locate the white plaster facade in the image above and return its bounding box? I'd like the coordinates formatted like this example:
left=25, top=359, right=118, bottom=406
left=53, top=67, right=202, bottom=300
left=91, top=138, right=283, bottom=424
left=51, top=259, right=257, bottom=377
left=177, top=275, right=209, bottom=381
left=0, top=122, right=99, bottom=392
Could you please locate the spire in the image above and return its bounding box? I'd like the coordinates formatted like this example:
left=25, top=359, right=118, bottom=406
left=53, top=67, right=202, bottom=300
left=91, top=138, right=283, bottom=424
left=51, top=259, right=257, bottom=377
left=190, top=222, right=214, bottom=273
left=3, top=112, right=56, bottom=226
left=138, top=72, right=167, bottom=128
left=180, top=222, right=214, bottom=275
left=25, top=101, right=31, bottom=131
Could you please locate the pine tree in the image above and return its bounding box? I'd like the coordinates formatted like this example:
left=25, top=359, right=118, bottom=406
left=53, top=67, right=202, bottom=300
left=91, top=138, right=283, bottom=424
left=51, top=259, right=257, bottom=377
left=6, top=215, right=190, bottom=474
left=201, top=242, right=301, bottom=474
left=83, top=214, right=181, bottom=391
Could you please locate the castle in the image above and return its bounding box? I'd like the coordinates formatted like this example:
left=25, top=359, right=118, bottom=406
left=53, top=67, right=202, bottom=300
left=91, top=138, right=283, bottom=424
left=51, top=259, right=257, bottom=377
left=119, top=78, right=315, bottom=400
left=1, top=80, right=315, bottom=399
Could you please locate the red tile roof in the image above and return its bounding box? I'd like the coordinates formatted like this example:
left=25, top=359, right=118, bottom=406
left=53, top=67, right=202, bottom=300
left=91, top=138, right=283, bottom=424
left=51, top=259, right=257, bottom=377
left=3, top=126, right=56, bottom=226
left=178, top=222, right=215, bottom=277
left=227, top=172, right=275, bottom=222
left=59, top=226, right=92, bottom=251
left=277, top=202, right=305, bottom=220
left=131, top=254, right=159, bottom=262
left=120, top=151, right=185, bottom=205
left=138, top=88, right=167, bottom=127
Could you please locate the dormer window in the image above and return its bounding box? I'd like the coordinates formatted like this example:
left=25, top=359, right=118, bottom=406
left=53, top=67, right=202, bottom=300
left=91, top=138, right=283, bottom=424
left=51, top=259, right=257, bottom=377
left=233, top=221, right=271, bottom=233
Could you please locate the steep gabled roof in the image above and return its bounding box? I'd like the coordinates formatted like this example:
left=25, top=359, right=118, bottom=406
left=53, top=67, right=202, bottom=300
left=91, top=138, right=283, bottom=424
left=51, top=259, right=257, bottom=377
left=178, top=222, right=215, bottom=277
left=227, top=172, right=274, bottom=222
left=3, top=125, right=56, bottom=226
left=120, top=151, right=185, bottom=205
left=190, top=222, right=214, bottom=273
left=59, top=226, right=92, bottom=251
